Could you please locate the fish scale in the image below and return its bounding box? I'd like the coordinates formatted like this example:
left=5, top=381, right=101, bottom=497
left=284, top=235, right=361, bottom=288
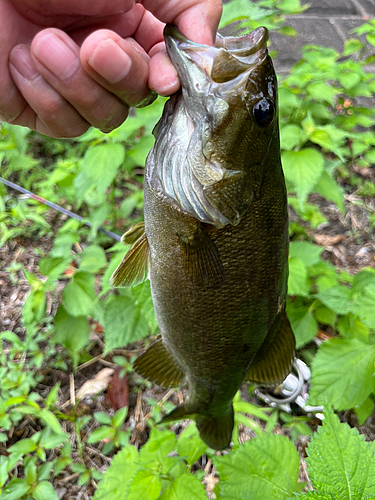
left=111, top=25, right=295, bottom=450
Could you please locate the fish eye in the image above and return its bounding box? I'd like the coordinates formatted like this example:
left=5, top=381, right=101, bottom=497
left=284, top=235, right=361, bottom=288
left=253, top=97, right=275, bottom=128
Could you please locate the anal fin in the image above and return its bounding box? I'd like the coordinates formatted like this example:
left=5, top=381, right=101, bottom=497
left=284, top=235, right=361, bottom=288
left=134, top=337, right=185, bottom=388
left=179, top=226, right=225, bottom=289
left=110, top=226, right=149, bottom=287
left=246, top=312, right=295, bottom=386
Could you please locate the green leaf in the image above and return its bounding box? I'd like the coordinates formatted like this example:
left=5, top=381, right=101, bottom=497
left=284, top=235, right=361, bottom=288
left=342, top=38, right=362, bottom=56
left=313, top=304, right=337, bottom=327
left=282, top=149, right=324, bottom=205
left=316, top=285, right=352, bottom=315
left=39, top=257, right=71, bottom=279
left=103, top=296, right=149, bottom=353
left=289, top=493, right=335, bottom=499
left=338, top=72, right=361, bottom=90
left=289, top=241, right=323, bottom=267
left=80, top=143, right=125, bottom=198
left=288, top=257, right=310, bottom=297
left=306, top=82, right=340, bottom=106
left=309, top=338, right=375, bottom=410
left=160, top=473, right=207, bottom=500
left=280, top=124, right=304, bottom=151
left=92, top=446, right=140, bottom=500
left=8, top=438, right=37, bottom=454
left=87, top=425, right=114, bottom=443
left=307, top=408, right=375, bottom=499
left=314, top=171, right=345, bottom=213
left=79, top=245, right=107, bottom=273
left=0, top=478, right=30, bottom=500
left=128, top=470, right=161, bottom=500
left=354, top=397, right=374, bottom=426
left=351, top=284, right=375, bottom=329
left=215, top=433, right=300, bottom=499
left=287, top=302, right=317, bottom=348
left=112, top=407, right=128, bottom=428
left=337, top=314, right=369, bottom=343
left=366, top=33, right=375, bottom=46
left=54, top=306, right=89, bottom=363
left=33, top=481, right=59, bottom=500
left=278, top=26, right=298, bottom=37
left=62, top=271, right=96, bottom=316
left=94, top=412, right=112, bottom=425
left=177, top=423, right=207, bottom=466
left=39, top=409, right=65, bottom=435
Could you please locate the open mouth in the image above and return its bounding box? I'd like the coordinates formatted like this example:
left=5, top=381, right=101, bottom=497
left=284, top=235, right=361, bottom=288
left=164, top=25, right=269, bottom=84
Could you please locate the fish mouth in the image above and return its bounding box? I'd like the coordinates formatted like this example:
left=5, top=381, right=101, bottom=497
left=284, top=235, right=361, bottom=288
left=164, top=24, right=269, bottom=87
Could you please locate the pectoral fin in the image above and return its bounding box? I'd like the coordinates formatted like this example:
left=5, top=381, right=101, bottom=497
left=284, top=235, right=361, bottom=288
left=121, top=221, right=145, bottom=245
left=133, top=337, right=185, bottom=388
left=110, top=225, right=149, bottom=288
left=179, top=226, right=225, bottom=289
left=246, top=312, right=295, bottom=386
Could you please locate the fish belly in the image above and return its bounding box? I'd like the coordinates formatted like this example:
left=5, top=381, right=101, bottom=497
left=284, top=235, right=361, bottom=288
left=143, top=169, right=288, bottom=414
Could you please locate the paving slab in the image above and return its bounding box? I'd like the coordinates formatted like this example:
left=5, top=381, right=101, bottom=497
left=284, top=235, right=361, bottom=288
left=271, top=17, right=345, bottom=71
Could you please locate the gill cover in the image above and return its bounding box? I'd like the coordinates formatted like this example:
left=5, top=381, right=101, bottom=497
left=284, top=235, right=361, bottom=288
left=147, top=25, right=276, bottom=228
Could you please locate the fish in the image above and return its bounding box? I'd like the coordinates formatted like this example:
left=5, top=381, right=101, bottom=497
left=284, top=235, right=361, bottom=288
left=111, top=24, right=295, bottom=451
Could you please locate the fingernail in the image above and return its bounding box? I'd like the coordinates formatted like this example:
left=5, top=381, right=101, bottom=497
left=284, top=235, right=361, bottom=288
left=33, top=33, right=79, bottom=80
left=10, top=45, right=39, bottom=80
left=89, top=39, right=132, bottom=84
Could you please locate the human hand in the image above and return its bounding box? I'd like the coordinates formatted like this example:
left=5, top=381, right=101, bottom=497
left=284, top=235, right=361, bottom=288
left=1, top=0, right=222, bottom=137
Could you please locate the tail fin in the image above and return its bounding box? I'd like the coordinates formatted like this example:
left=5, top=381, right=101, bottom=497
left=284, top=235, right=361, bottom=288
left=159, top=404, right=234, bottom=451
left=196, top=408, right=234, bottom=451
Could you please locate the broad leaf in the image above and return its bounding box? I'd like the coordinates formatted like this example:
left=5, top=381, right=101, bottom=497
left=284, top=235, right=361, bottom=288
left=215, top=433, right=300, bottom=499
left=282, top=148, right=324, bottom=205
left=80, top=143, right=125, bottom=198
left=307, top=408, right=375, bottom=499
left=314, top=171, right=345, bottom=213
left=33, top=481, right=59, bottom=500
left=92, top=446, right=140, bottom=500
left=309, top=338, right=375, bottom=410
left=288, top=257, right=310, bottom=297
left=103, top=296, right=149, bottom=353
left=128, top=470, right=161, bottom=500
left=177, top=423, right=207, bottom=466
left=289, top=241, right=323, bottom=267
left=286, top=303, right=317, bottom=348
left=79, top=245, right=107, bottom=273
left=159, top=473, right=207, bottom=500
left=54, top=306, right=89, bottom=362
left=62, top=271, right=96, bottom=317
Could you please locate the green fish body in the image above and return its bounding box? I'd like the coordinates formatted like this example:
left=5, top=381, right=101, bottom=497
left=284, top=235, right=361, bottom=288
left=111, top=25, right=295, bottom=450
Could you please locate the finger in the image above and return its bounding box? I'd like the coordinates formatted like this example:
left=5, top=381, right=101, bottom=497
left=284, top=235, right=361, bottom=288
left=142, top=0, right=223, bottom=45
left=149, top=50, right=179, bottom=96
left=80, top=29, right=152, bottom=107
left=9, top=44, right=90, bottom=137
left=30, top=28, right=130, bottom=132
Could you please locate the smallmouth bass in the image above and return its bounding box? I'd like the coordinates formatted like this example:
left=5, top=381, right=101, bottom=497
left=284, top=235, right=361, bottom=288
left=111, top=25, right=295, bottom=450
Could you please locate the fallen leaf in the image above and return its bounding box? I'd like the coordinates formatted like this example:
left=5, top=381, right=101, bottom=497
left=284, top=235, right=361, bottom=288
left=106, top=367, right=129, bottom=410
left=76, top=368, right=114, bottom=400
left=314, top=234, right=345, bottom=246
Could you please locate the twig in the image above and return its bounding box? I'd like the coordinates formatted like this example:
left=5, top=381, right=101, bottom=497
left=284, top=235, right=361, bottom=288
left=86, top=445, right=112, bottom=464
left=77, top=355, right=102, bottom=372
left=70, top=373, right=76, bottom=407
left=301, top=458, right=313, bottom=491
